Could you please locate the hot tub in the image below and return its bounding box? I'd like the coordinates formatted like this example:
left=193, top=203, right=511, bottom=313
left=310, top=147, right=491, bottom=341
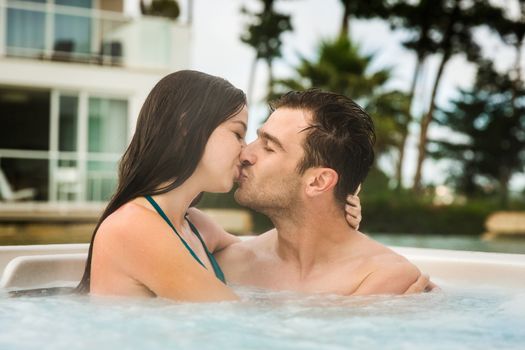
left=0, top=243, right=524, bottom=350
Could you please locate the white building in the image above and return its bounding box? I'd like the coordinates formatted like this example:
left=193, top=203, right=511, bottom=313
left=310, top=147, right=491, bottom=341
left=0, top=0, right=191, bottom=205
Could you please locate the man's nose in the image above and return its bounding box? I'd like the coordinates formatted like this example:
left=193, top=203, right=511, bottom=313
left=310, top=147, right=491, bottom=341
left=240, top=142, right=256, bottom=166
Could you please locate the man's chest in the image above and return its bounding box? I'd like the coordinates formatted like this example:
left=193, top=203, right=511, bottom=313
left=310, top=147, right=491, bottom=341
left=226, top=258, right=369, bottom=295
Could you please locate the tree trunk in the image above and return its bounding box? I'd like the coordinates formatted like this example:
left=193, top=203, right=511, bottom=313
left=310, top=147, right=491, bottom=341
left=395, top=131, right=408, bottom=191
left=499, top=167, right=511, bottom=208
left=340, top=2, right=351, bottom=37
left=413, top=52, right=450, bottom=192
left=413, top=0, right=460, bottom=192
left=516, top=39, right=523, bottom=84
left=187, top=0, right=194, bottom=25
left=408, top=55, right=423, bottom=117
left=512, top=37, right=523, bottom=103
left=396, top=55, right=423, bottom=190
left=246, top=55, right=258, bottom=105
left=499, top=38, right=524, bottom=208
left=267, top=58, right=274, bottom=99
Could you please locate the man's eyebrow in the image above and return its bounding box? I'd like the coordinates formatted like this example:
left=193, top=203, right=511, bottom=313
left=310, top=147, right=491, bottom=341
left=231, top=120, right=247, bottom=132
left=256, top=129, right=286, bottom=152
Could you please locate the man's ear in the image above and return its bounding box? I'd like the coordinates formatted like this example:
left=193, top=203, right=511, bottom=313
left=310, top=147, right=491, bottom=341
left=304, top=168, right=339, bottom=197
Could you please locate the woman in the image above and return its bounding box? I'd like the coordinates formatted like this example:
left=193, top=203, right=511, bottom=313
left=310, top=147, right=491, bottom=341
left=76, top=70, right=361, bottom=301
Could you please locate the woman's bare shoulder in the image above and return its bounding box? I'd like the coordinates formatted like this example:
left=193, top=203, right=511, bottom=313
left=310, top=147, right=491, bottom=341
left=96, top=201, right=168, bottom=246
left=94, top=201, right=194, bottom=273
left=91, top=202, right=238, bottom=301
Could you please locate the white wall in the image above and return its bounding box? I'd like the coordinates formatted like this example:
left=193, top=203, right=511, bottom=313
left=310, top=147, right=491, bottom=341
left=0, top=57, right=174, bottom=136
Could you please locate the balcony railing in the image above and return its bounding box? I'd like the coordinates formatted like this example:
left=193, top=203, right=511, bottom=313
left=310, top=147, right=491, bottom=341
left=0, top=0, right=189, bottom=70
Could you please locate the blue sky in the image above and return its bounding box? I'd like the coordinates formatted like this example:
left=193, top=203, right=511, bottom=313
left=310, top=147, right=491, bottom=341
left=127, top=0, right=524, bottom=192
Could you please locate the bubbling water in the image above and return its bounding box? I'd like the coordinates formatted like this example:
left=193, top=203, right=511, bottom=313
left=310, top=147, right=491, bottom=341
left=0, top=285, right=523, bottom=350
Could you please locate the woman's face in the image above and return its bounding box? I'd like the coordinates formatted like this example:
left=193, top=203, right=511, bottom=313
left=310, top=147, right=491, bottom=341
left=196, top=105, right=249, bottom=193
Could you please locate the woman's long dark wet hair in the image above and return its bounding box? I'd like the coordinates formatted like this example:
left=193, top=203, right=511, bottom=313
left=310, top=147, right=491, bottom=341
left=75, top=70, right=246, bottom=293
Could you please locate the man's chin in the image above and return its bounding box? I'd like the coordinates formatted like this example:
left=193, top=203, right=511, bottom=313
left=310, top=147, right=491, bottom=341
left=234, top=187, right=257, bottom=209
left=233, top=187, right=248, bottom=205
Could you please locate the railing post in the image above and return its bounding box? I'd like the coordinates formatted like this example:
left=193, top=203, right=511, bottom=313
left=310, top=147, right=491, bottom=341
left=49, top=90, right=60, bottom=202
left=45, top=0, right=54, bottom=58
left=78, top=91, right=89, bottom=203
left=0, top=0, right=6, bottom=57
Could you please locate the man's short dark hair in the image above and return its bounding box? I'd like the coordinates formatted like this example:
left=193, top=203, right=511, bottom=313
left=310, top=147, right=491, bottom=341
left=270, top=89, right=376, bottom=206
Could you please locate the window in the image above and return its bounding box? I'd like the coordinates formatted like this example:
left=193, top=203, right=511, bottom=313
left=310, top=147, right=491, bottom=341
left=86, top=96, right=128, bottom=201
left=6, top=0, right=46, bottom=57
left=88, top=97, right=127, bottom=153
left=0, top=87, right=128, bottom=202
left=54, top=1, right=93, bottom=56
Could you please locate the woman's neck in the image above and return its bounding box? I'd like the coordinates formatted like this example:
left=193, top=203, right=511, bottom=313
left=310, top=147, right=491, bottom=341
left=149, top=179, right=202, bottom=229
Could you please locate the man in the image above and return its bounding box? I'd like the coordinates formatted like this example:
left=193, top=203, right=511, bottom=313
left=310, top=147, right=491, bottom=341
left=215, top=89, right=430, bottom=295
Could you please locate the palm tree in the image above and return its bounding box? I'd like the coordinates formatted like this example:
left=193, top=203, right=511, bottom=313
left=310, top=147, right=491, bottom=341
left=366, top=90, right=411, bottom=159
left=240, top=0, right=293, bottom=103
left=338, top=0, right=386, bottom=37
left=273, top=36, right=389, bottom=100
left=388, top=0, right=441, bottom=190
left=273, top=36, right=409, bottom=161
left=493, top=2, right=525, bottom=108
left=431, top=61, right=525, bottom=206
left=412, top=0, right=503, bottom=192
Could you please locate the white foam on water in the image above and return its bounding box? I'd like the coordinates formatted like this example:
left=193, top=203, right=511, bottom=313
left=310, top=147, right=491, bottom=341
left=0, top=286, right=523, bottom=350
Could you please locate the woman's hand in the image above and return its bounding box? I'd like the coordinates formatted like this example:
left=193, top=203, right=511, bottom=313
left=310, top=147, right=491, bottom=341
left=345, top=185, right=362, bottom=230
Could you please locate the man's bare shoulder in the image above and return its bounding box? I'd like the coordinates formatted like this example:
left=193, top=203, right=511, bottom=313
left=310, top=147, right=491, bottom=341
left=363, top=249, right=418, bottom=276
left=348, top=235, right=420, bottom=295
left=349, top=233, right=403, bottom=260
left=339, top=234, right=420, bottom=295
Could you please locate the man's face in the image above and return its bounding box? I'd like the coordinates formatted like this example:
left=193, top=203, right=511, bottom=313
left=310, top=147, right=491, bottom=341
left=234, top=108, right=309, bottom=214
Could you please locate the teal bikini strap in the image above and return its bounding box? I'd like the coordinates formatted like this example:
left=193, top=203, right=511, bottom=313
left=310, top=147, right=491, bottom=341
left=144, top=195, right=206, bottom=269
left=186, top=219, right=226, bottom=284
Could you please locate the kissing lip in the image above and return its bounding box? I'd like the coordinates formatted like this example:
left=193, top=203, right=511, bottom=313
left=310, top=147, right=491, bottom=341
left=237, top=168, right=248, bottom=182
left=235, top=166, right=245, bottom=182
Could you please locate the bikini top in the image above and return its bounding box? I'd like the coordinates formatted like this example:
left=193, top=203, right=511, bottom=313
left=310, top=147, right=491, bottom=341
left=144, top=195, right=226, bottom=283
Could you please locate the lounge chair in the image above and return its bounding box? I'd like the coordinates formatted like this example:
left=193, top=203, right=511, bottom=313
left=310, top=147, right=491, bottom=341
left=0, top=168, right=36, bottom=201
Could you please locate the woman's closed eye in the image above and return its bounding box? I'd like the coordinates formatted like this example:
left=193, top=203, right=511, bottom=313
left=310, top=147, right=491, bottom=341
left=233, top=131, right=245, bottom=141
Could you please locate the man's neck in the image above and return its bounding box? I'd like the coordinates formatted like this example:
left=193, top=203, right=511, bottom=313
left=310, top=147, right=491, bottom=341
left=269, top=203, right=359, bottom=278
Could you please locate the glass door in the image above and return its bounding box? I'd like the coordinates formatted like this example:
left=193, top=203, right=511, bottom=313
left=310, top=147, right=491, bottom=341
left=87, top=96, right=127, bottom=201
left=49, top=90, right=127, bottom=202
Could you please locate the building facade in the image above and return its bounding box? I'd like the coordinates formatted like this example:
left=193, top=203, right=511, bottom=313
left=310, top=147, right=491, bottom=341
left=0, top=0, right=191, bottom=205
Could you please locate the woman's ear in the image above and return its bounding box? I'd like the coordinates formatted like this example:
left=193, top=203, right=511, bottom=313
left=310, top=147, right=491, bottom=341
left=304, top=168, right=339, bottom=197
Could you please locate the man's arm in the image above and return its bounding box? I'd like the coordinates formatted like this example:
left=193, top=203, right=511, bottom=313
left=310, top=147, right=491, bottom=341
left=351, top=262, right=420, bottom=296
left=404, top=273, right=439, bottom=294
left=187, top=208, right=241, bottom=253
